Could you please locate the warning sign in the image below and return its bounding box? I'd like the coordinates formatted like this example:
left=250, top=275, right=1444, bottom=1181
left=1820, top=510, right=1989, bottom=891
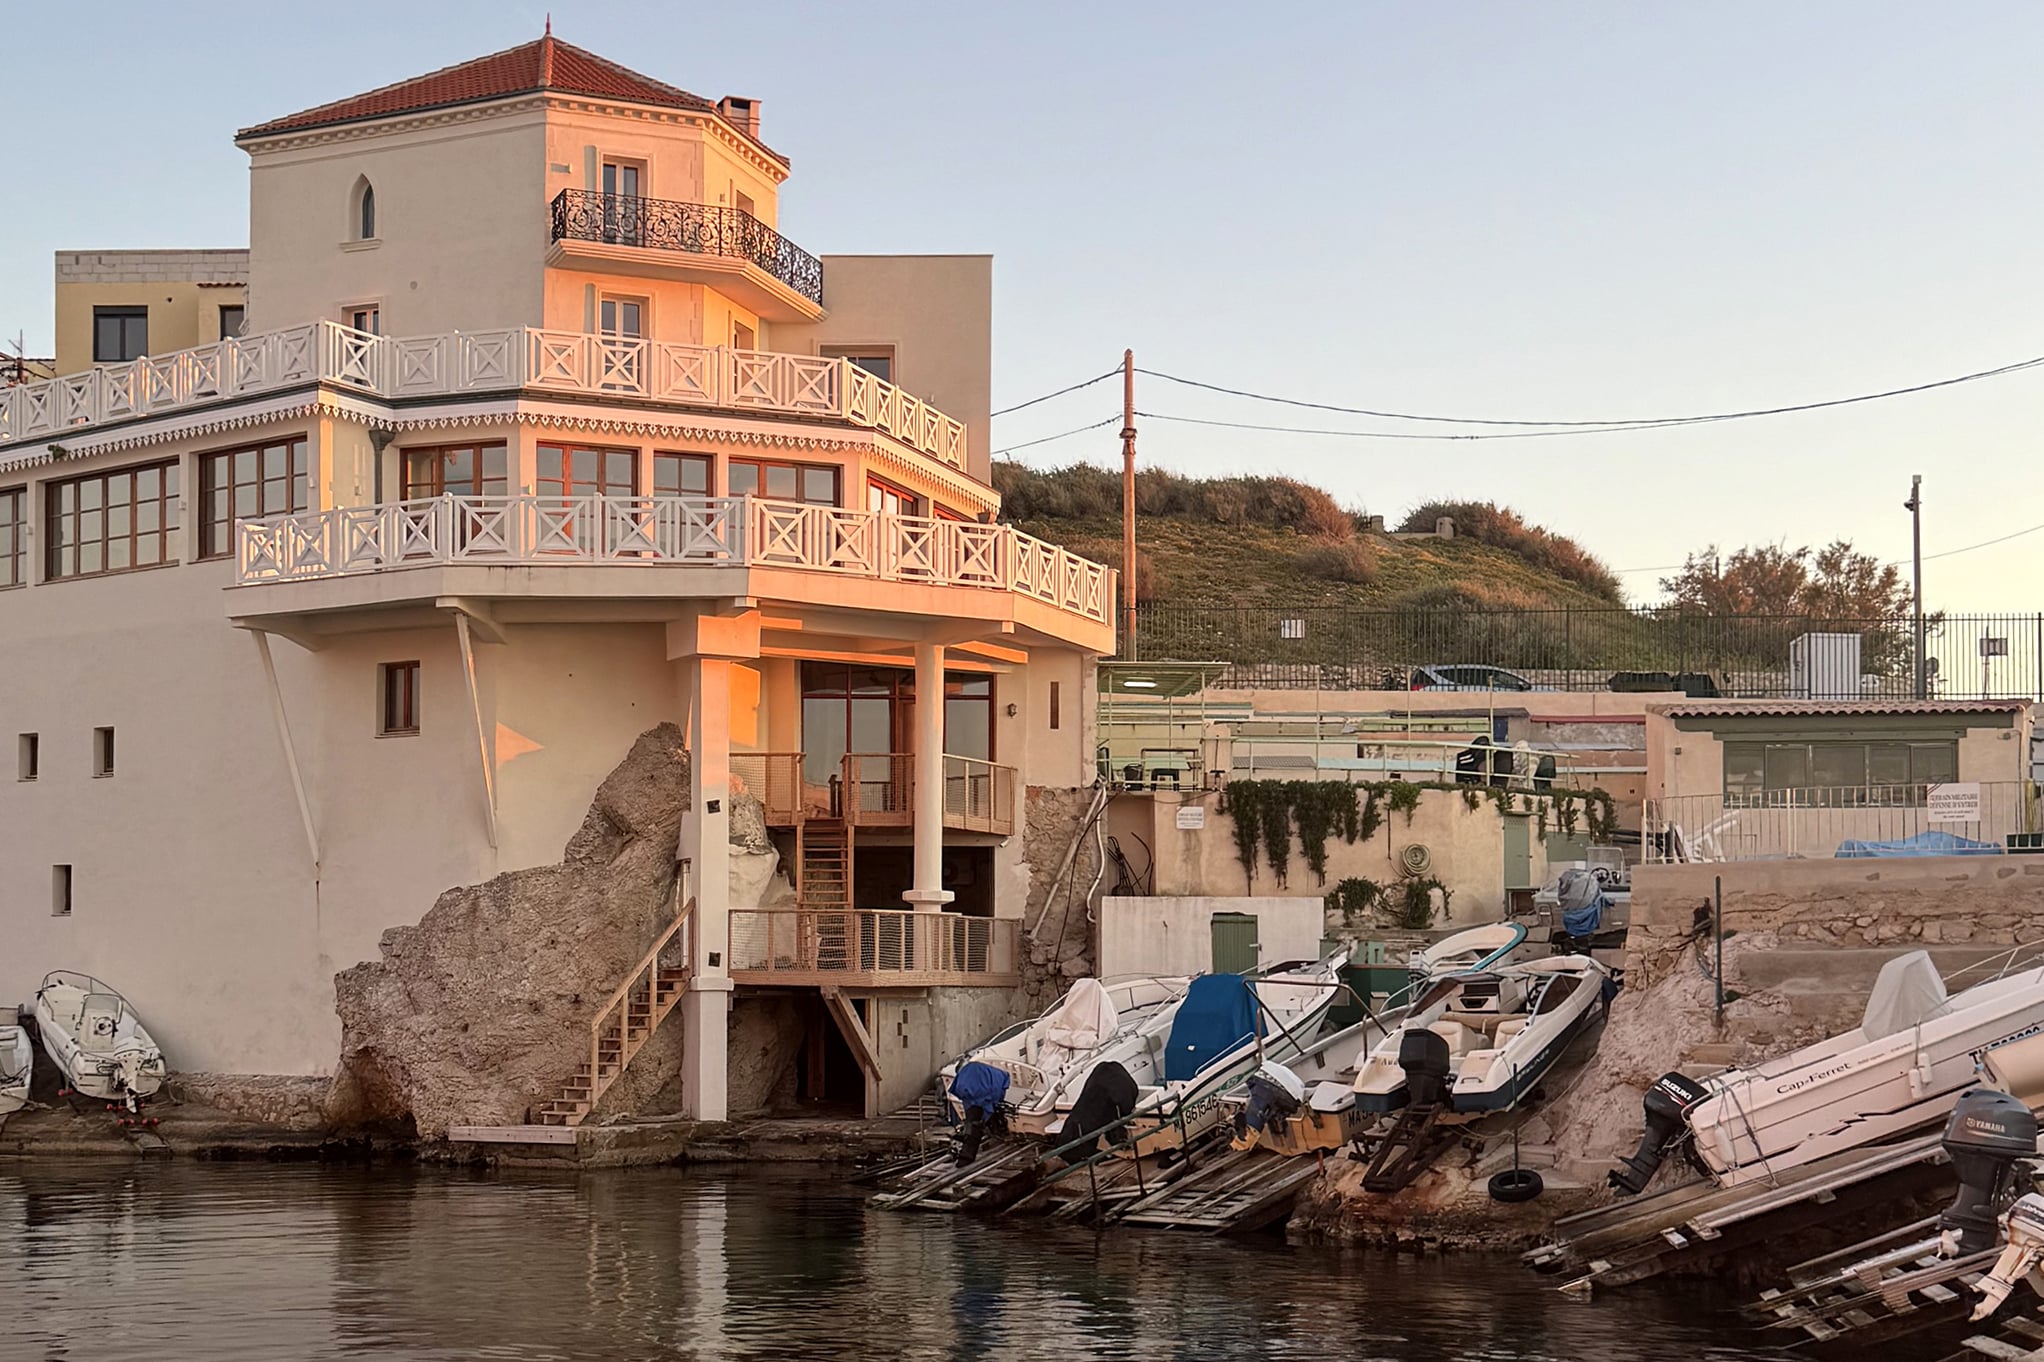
left=1175, top=805, right=1207, bottom=830
left=1928, top=782, right=1982, bottom=822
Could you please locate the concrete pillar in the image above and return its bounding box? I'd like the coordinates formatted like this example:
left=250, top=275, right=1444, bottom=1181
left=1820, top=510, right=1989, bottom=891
left=904, top=641, right=954, bottom=912
left=668, top=610, right=760, bottom=1124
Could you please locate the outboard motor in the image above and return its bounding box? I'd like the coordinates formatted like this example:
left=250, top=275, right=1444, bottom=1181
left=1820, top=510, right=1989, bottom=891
left=1939, top=1088, right=2040, bottom=1255
left=1234, top=1061, right=1306, bottom=1148
left=1609, top=1071, right=1711, bottom=1195
left=1063, top=1061, right=1138, bottom=1158
left=1400, top=1030, right=1453, bottom=1109
left=1970, top=1193, right=2044, bottom=1320
left=948, top=1061, right=1011, bottom=1165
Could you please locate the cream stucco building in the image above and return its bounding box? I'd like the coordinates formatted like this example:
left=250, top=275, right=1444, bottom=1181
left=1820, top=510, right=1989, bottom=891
left=0, top=34, right=1113, bottom=1128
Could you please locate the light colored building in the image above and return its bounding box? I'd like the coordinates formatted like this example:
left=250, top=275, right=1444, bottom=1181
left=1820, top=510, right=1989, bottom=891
left=52, top=250, right=249, bottom=375
left=0, top=32, right=1112, bottom=1128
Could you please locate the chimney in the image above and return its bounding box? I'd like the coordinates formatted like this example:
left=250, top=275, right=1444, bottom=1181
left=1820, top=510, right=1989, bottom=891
left=717, top=96, right=760, bottom=140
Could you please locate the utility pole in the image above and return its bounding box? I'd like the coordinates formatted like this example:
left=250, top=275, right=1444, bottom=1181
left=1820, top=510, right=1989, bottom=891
left=1120, top=349, right=1138, bottom=658
left=1906, top=474, right=1924, bottom=699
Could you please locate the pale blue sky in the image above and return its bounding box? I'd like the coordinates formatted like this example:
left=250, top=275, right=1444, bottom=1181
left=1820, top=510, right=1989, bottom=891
left=7, top=2, right=2042, bottom=607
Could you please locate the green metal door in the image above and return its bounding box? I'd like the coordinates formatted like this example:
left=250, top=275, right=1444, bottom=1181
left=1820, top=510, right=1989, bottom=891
left=1210, top=913, right=1260, bottom=974
left=1503, top=814, right=1534, bottom=891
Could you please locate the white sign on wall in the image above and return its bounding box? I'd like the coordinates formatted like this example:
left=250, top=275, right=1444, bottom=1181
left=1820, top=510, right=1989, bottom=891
left=1175, top=805, right=1207, bottom=830
left=1927, top=782, right=1982, bottom=822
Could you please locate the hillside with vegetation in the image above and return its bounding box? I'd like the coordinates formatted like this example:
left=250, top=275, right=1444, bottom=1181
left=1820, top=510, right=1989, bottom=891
left=993, top=461, right=1624, bottom=612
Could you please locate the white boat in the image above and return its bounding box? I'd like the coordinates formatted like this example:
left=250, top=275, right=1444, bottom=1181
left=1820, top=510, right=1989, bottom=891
left=1105, top=951, right=1352, bottom=1154
left=1352, top=955, right=1611, bottom=1119
left=33, top=972, right=165, bottom=1110
left=0, top=1023, right=31, bottom=1116
left=1613, top=950, right=2044, bottom=1195
left=940, top=974, right=1189, bottom=1135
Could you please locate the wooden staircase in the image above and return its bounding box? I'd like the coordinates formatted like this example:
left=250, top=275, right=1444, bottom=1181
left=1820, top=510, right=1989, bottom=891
left=538, top=893, right=696, bottom=1128
left=796, top=819, right=852, bottom=912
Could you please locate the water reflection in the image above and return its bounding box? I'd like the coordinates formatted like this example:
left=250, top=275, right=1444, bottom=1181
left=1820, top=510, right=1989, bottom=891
left=0, top=1161, right=1895, bottom=1360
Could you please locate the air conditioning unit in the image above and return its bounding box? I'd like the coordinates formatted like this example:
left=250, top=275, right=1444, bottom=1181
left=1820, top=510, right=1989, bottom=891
left=1789, top=632, right=1861, bottom=700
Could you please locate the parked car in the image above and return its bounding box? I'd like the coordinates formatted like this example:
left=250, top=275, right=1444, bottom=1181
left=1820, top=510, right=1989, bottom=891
left=1401, top=664, right=1543, bottom=692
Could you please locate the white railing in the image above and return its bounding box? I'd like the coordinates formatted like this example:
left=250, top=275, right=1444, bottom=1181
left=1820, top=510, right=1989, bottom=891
left=1645, top=782, right=2043, bottom=863
left=235, top=493, right=1114, bottom=627
left=0, top=322, right=970, bottom=469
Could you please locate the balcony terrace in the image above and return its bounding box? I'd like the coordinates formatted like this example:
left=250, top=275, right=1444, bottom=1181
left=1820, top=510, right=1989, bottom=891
left=548, top=191, right=825, bottom=322
left=0, top=321, right=965, bottom=470
left=728, top=909, right=1020, bottom=988
left=232, top=493, right=1112, bottom=635
left=731, top=752, right=1016, bottom=836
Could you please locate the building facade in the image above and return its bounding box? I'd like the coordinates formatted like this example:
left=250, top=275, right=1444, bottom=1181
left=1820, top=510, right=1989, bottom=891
left=0, top=34, right=1113, bottom=1127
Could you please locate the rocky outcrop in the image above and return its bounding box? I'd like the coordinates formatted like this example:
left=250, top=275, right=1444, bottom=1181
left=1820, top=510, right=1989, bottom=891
left=1019, top=785, right=1103, bottom=1009
left=170, top=1074, right=331, bottom=1132
left=329, top=725, right=692, bottom=1136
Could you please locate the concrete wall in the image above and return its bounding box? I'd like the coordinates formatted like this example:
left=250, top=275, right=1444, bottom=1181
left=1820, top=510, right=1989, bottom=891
left=776, top=256, right=993, bottom=483
left=1098, top=895, right=1323, bottom=977
left=867, top=985, right=1024, bottom=1113
left=245, top=111, right=548, bottom=335
left=54, top=250, right=249, bottom=373
left=1113, top=785, right=1550, bottom=925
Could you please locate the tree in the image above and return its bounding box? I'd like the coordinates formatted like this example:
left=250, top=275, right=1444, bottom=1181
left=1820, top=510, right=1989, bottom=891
left=1659, top=540, right=1907, bottom=620
left=1659, top=539, right=1921, bottom=676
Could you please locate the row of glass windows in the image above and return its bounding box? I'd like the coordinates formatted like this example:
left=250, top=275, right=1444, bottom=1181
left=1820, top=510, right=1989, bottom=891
left=2, top=439, right=967, bottom=583
left=1723, top=740, right=1960, bottom=806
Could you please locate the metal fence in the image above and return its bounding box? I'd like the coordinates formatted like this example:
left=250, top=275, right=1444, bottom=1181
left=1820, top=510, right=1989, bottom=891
left=1644, top=782, right=2043, bottom=863
left=1128, top=606, right=2044, bottom=699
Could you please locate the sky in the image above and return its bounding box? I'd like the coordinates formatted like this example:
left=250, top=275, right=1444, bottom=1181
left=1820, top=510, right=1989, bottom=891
left=5, top=1, right=2042, bottom=609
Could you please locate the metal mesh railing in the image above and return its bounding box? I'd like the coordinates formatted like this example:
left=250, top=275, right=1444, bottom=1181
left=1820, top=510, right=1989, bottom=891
left=1129, top=606, right=2044, bottom=699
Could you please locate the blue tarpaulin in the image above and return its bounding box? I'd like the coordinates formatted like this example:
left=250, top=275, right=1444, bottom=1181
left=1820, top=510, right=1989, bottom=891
left=949, top=1061, right=1010, bottom=1119
left=1836, top=829, right=2003, bottom=858
left=1163, top=974, right=1259, bottom=1083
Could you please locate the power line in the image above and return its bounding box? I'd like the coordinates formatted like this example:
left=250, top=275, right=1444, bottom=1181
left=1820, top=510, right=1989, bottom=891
left=1133, top=410, right=1673, bottom=441
left=1616, top=520, right=2044, bottom=577
left=1136, top=353, right=2044, bottom=431
left=991, top=369, right=1117, bottom=418
left=990, top=414, right=1120, bottom=456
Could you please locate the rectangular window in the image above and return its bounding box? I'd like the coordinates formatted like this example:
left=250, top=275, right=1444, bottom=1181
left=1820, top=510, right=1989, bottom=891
left=52, top=865, right=72, bottom=917
left=653, top=452, right=712, bottom=498
left=1722, top=738, right=1963, bottom=806
left=200, top=436, right=310, bottom=559
left=345, top=304, right=381, bottom=335
left=402, top=443, right=508, bottom=500
left=92, top=727, right=114, bottom=778
left=734, top=188, right=756, bottom=218
left=379, top=661, right=420, bottom=736
left=1049, top=681, right=1061, bottom=731
left=601, top=160, right=643, bottom=245
left=866, top=477, right=920, bottom=517
left=598, top=296, right=644, bottom=338
left=732, top=320, right=756, bottom=352
left=218, top=305, right=245, bottom=340
left=823, top=346, right=895, bottom=384
left=537, top=443, right=638, bottom=499
left=17, top=733, right=37, bottom=781
left=44, top=459, right=181, bottom=580
left=0, top=486, right=22, bottom=589
left=92, top=307, right=148, bottom=363
left=729, top=458, right=838, bottom=507
left=945, top=674, right=994, bottom=762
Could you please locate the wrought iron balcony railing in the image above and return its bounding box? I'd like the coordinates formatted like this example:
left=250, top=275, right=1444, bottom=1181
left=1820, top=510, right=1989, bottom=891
left=549, top=190, right=824, bottom=305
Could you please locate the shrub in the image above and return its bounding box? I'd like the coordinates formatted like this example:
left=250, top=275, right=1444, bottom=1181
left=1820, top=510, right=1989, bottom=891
left=1296, top=538, right=1379, bottom=585
left=1397, top=500, right=1623, bottom=601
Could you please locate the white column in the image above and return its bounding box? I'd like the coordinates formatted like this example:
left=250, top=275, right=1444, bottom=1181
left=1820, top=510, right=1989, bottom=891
left=680, top=652, right=734, bottom=1121
left=904, top=641, right=954, bottom=912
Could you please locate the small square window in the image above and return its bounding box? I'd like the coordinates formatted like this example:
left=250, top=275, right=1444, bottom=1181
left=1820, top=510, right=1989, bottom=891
left=52, top=865, right=72, bottom=917
left=17, top=733, right=38, bottom=781
left=219, top=305, right=245, bottom=340
left=92, top=726, right=115, bottom=777
left=380, top=661, right=420, bottom=736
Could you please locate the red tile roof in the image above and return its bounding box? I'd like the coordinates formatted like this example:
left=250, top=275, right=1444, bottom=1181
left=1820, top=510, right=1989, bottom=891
left=1652, top=699, right=2031, bottom=718
left=237, top=34, right=782, bottom=161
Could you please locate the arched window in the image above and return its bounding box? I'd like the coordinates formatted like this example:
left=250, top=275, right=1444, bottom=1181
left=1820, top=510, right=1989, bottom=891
left=353, top=178, right=376, bottom=241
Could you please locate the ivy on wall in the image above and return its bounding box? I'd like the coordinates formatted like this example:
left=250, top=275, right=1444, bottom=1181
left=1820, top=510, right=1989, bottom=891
left=1222, top=778, right=1623, bottom=892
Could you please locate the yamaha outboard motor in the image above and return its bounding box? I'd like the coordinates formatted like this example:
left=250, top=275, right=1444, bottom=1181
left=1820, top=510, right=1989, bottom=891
left=1940, top=1088, right=2040, bottom=1255
left=1400, top=1029, right=1453, bottom=1109
left=1609, top=1071, right=1711, bottom=1195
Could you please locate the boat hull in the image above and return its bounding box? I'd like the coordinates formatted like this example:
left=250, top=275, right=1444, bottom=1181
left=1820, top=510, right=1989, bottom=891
left=0, top=1026, right=31, bottom=1117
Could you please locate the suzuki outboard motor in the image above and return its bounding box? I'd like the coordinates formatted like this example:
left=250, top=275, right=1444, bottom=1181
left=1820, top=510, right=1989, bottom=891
left=1400, top=1029, right=1453, bottom=1109
left=1940, top=1088, right=2040, bottom=1255
left=1609, top=1071, right=1711, bottom=1195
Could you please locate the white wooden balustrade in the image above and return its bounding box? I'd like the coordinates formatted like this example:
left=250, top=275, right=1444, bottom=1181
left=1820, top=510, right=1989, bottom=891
left=235, top=493, right=1114, bottom=627
left=0, top=322, right=969, bottom=469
